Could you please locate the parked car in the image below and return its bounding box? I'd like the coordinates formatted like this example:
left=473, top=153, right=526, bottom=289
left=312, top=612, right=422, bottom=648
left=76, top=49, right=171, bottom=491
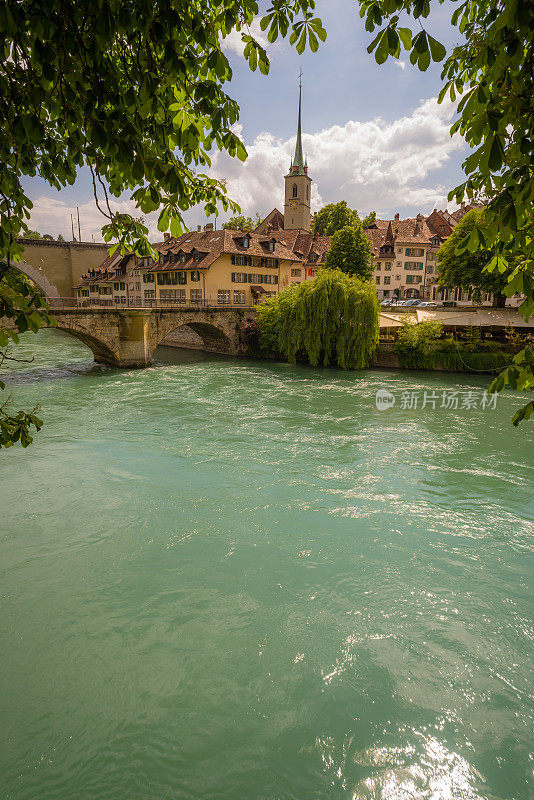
left=418, top=301, right=438, bottom=307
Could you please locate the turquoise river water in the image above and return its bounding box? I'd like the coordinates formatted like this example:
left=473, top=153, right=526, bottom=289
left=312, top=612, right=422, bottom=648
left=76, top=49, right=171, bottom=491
left=1, top=330, right=533, bottom=800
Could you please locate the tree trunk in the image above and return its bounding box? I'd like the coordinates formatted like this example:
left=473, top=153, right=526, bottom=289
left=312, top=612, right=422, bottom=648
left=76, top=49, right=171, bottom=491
left=493, top=292, right=506, bottom=308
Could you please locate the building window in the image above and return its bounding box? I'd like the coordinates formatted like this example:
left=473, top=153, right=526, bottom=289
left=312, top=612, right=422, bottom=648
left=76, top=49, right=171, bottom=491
left=144, top=289, right=155, bottom=299
left=439, top=224, right=445, bottom=231
left=306, top=184, right=309, bottom=200
left=190, top=270, right=200, bottom=282
left=292, top=184, right=297, bottom=198
left=385, top=264, right=392, bottom=271
left=406, top=275, right=422, bottom=284
left=291, top=268, right=301, bottom=277
left=233, top=290, right=246, bottom=304
left=157, top=272, right=178, bottom=285
left=243, top=235, right=250, bottom=249
left=144, top=273, right=155, bottom=283
left=135, top=282, right=141, bottom=291
left=406, top=248, right=425, bottom=257
left=383, top=276, right=391, bottom=285
left=218, top=290, right=231, bottom=304
left=177, top=271, right=187, bottom=285
left=376, top=263, right=381, bottom=271
left=309, top=268, right=318, bottom=277
left=159, top=289, right=185, bottom=302
left=190, top=289, right=202, bottom=304
left=404, top=262, right=424, bottom=270
left=376, top=276, right=380, bottom=284
left=231, top=272, right=247, bottom=283
left=129, top=282, right=134, bottom=290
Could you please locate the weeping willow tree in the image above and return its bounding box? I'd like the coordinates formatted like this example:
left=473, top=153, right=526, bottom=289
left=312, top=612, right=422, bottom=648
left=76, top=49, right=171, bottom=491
left=255, top=269, right=379, bottom=369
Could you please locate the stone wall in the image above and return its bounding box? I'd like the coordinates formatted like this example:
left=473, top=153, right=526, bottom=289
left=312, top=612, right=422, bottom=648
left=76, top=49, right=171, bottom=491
left=17, top=239, right=110, bottom=297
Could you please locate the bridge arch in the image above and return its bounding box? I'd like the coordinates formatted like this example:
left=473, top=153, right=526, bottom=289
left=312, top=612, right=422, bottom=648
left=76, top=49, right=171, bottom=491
left=47, top=322, right=120, bottom=366
left=16, top=261, right=61, bottom=300
left=151, top=315, right=233, bottom=358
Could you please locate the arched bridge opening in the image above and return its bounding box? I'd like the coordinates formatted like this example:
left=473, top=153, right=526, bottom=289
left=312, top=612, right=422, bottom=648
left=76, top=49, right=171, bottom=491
left=154, top=321, right=232, bottom=356
left=15, top=261, right=61, bottom=300
left=47, top=323, right=120, bottom=366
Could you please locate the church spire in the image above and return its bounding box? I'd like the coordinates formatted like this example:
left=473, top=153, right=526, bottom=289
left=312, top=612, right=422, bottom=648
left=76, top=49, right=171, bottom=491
left=290, top=69, right=307, bottom=175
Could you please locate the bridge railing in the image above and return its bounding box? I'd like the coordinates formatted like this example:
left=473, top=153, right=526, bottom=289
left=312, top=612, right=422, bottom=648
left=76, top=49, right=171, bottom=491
left=46, top=297, right=258, bottom=311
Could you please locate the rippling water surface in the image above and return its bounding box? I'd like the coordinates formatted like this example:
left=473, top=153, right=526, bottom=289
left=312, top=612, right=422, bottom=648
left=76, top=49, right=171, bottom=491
left=1, top=330, right=533, bottom=800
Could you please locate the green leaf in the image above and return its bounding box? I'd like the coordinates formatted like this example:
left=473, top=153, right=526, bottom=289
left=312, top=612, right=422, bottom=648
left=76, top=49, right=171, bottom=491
left=427, top=34, right=446, bottom=62
left=397, top=27, right=412, bottom=49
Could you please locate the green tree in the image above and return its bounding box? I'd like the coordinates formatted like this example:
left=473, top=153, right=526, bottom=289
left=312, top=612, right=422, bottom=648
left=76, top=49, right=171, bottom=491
left=314, top=202, right=358, bottom=236
left=324, top=223, right=373, bottom=280
left=0, top=0, right=326, bottom=446
left=255, top=269, right=379, bottom=369
left=313, top=201, right=376, bottom=236
left=0, top=263, right=55, bottom=448
left=437, top=210, right=514, bottom=307
left=22, top=230, right=43, bottom=240
left=57, top=234, right=65, bottom=241
left=222, top=213, right=262, bottom=232
left=357, top=0, right=534, bottom=423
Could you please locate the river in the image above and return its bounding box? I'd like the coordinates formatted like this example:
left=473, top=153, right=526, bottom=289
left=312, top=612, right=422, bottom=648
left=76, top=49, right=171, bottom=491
left=1, top=330, right=533, bottom=800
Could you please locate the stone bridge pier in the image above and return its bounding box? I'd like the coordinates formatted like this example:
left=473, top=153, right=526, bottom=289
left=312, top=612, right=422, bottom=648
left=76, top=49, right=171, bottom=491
left=48, top=308, right=255, bottom=367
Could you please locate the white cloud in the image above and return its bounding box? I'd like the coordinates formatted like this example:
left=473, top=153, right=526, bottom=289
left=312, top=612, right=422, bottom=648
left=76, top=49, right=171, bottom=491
left=209, top=96, right=465, bottom=221
left=220, top=17, right=269, bottom=56
left=394, top=60, right=406, bottom=70
left=26, top=96, right=465, bottom=240
left=26, top=195, right=160, bottom=243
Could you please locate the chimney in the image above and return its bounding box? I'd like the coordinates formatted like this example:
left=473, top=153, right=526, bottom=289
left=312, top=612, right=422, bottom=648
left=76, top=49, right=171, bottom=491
left=197, top=225, right=202, bottom=232
left=204, top=223, right=213, bottom=232
left=394, top=213, right=399, bottom=221
left=163, top=232, right=170, bottom=240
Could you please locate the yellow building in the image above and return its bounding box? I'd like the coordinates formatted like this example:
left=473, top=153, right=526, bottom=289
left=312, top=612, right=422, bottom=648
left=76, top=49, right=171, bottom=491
left=131, top=228, right=302, bottom=307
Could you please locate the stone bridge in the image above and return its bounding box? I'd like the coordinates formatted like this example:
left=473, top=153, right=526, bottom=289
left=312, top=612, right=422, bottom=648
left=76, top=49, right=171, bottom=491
left=47, top=307, right=255, bottom=367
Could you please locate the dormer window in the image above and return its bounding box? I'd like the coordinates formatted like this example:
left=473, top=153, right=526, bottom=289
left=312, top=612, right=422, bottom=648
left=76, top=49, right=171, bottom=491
left=243, top=234, right=250, bottom=249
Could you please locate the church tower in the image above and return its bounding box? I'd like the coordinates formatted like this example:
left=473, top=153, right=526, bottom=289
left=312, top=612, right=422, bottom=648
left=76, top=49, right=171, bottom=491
left=284, top=78, right=311, bottom=231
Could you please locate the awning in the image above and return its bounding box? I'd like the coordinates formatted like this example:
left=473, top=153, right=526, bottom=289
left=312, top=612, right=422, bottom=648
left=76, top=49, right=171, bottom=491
left=379, top=313, right=405, bottom=329
left=416, top=309, right=534, bottom=328
left=250, top=285, right=268, bottom=296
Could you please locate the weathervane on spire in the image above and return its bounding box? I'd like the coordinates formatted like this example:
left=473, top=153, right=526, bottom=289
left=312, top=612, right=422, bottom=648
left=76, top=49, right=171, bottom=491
left=298, top=66, right=303, bottom=87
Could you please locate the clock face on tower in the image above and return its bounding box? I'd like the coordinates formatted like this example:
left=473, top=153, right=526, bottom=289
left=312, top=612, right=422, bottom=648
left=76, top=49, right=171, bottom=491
left=288, top=199, right=298, bottom=210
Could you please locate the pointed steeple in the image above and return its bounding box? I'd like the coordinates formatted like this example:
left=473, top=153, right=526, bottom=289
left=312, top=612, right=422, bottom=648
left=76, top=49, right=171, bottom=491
left=293, top=81, right=305, bottom=170
left=289, top=70, right=307, bottom=175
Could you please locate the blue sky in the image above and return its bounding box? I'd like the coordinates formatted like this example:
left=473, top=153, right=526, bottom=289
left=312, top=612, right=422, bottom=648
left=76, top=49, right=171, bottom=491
left=26, top=0, right=467, bottom=240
